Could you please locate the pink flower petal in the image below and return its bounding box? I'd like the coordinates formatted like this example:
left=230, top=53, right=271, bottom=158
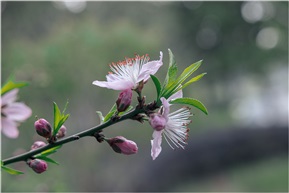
left=167, top=90, right=183, bottom=102
left=1, top=89, right=19, bottom=105
left=92, top=80, right=134, bottom=91
left=151, top=130, right=163, bottom=160
left=160, top=97, right=170, bottom=120
left=3, top=102, right=32, bottom=121
left=1, top=118, right=19, bottom=138
left=138, top=51, right=163, bottom=82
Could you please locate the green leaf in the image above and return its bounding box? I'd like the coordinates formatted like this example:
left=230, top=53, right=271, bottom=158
left=53, top=102, right=61, bottom=133
left=53, top=102, right=70, bottom=136
left=181, top=73, right=207, bottom=90
left=1, top=78, right=29, bottom=95
left=161, top=60, right=203, bottom=99
left=103, top=104, right=117, bottom=122
left=177, top=60, right=203, bottom=85
left=62, top=100, right=69, bottom=114
left=150, top=74, right=162, bottom=99
left=96, top=111, right=104, bottom=124
left=170, top=97, right=208, bottom=115
left=163, top=49, right=178, bottom=88
left=39, top=145, right=62, bottom=157
left=35, top=156, right=59, bottom=165
left=1, top=165, right=24, bottom=175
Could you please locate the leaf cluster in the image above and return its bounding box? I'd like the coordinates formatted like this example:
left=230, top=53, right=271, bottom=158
left=53, top=101, right=70, bottom=136
left=151, top=49, right=208, bottom=115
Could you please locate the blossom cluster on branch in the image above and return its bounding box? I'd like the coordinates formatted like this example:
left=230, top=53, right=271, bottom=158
left=1, top=49, right=207, bottom=175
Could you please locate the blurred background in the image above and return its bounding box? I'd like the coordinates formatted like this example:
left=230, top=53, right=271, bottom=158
left=1, top=1, right=288, bottom=192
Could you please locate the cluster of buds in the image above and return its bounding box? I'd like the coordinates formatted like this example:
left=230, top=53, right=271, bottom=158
left=34, top=118, right=67, bottom=141
left=30, top=119, right=67, bottom=174
left=28, top=141, right=48, bottom=173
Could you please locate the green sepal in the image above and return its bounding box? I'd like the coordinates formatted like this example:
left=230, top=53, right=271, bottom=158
left=150, top=74, right=162, bottom=99
left=1, top=77, right=29, bottom=95
left=1, top=161, right=24, bottom=175
left=119, top=105, right=133, bottom=116
left=39, top=145, right=62, bottom=157
left=53, top=102, right=70, bottom=136
left=103, top=104, right=117, bottom=123
left=96, top=111, right=104, bottom=124
left=170, top=97, right=208, bottom=115
left=34, top=156, right=59, bottom=165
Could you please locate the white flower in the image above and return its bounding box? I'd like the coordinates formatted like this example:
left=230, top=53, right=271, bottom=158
left=92, top=52, right=163, bottom=91
left=1, top=89, right=32, bottom=138
left=150, top=94, right=192, bottom=160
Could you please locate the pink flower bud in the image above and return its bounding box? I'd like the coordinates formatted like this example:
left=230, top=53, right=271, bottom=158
left=108, top=136, right=138, bottom=155
left=116, top=89, right=132, bottom=112
left=34, top=118, right=52, bottom=138
left=28, top=159, right=48, bottom=174
left=31, top=141, right=46, bottom=150
left=56, top=125, right=67, bottom=139
left=149, top=113, right=166, bottom=131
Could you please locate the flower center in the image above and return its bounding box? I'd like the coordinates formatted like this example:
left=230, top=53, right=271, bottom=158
left=149, top=113, right=166, bottom=131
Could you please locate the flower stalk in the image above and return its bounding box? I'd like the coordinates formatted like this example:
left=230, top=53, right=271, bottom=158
left=2, top=106, right=146, bottom=166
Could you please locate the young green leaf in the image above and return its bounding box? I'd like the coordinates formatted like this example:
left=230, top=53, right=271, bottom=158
left=181, top=73, right=207, bottom=90
left=150, top=74, right=162, bottom=99
left=163, top=49, right=178, bottom=88
left=1, top=79, right=29, bottom=95
left=103, top=104, right=117, bottom=123
left=53, top=102, right=61, bottom=134
left=170, top=97, right=208, bottom=115
left=96, top=111, right=104, bottom=124
left=1, top=165, right=24, bottom=175
left=35, top=156, right=59, bottom=165
left=161, top=60, right=203, bottom=99
left=39, top=145, right=62, bottom=157
left=53, top=102, right=70, bottom=136
left=177, top=60, right=203, bottom=84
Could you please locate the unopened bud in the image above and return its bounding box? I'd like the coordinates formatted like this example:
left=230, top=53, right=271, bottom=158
left=31, top=141, right=46, bottom=150
left=108, top=136, right=138, bottom=155
left=34, top=118, right=52, bottom=138
left=116, top=89, right=132, bottom=112
left=56, top=125, right=67, bottom=139
left=28, top=159, right=48, bottom=174
left=149, top=113, right=166, bottom=131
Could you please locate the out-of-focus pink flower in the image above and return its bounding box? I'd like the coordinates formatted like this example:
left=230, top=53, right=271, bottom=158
left=116, top=89, right=132, bottom=112
left=93, top=52, right=163, bottom=91
left=28, top=159, right=48, bottom=174
left=150, top=95, right=192, bottom=160
left=1, top=89, right=32, bottom=138
left=108, top=136, right=138, bottom=155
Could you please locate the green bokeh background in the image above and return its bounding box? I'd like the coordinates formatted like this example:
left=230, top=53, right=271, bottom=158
left=1, top=1, right=288, bottom=192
